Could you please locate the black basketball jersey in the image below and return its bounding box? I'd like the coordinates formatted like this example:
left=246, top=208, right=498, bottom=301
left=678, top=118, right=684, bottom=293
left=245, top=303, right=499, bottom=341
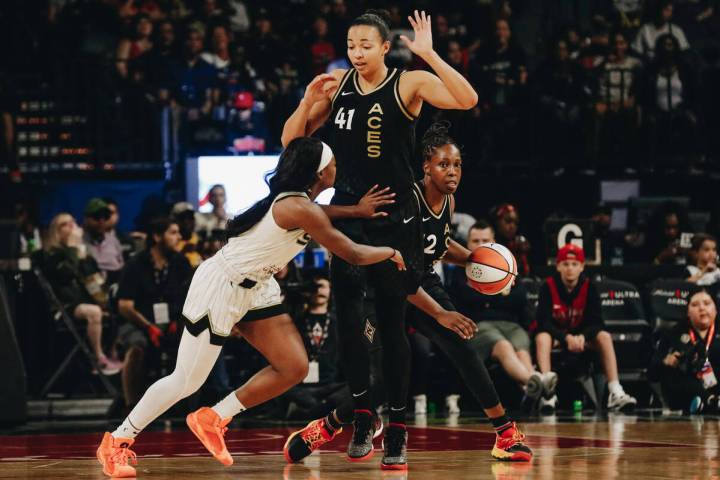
left=329, top=68, right=418, bottom=206
left=413, top=181, right=452, bottom=271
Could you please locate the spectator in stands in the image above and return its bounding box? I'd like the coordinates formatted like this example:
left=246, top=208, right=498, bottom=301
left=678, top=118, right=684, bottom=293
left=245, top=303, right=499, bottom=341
left=533, top=37, right=588, bottom=164
left=445, top=40, right=469, bottom=78
left=83, top=198, right=125, bottom=284
left=15, top=202, right=42, bottom=255
left=116, top=218, right=192, bottom=408
left=632, top=0, right=690, bottom=59
left=137, top=19, right=177, bottom=101
left=534, top=244, right=637, bottom=412
left=471, top=19, right=528, bottom=109
left=452, top=222, right=556, bottom=400
left=201, top=24, right=232, bottom=70
left=640, top=34, right=700, bottom=164
left=328, top=0, right=351, bottom=54
left=308, top=16, right=335, bottom=75
left=103, top=198, right=137, bottom=260
left=491, top=203, right=531, bottom=276
left=646, top=201, right=692, bottom=265
left=687, top=234, right=720, bottom=285
left=650, top=288, right=720, bottom=413
left=591, top=31, right=642, bottom=164
left=247, top=12, right=282, bottom=80
left=43, top=213, right=122, bottom=375
left=470, top=18, right=528, bottom=162
left=171, top=27, right=216, bottom=119
left=171, top=201, right=202, bottom=268
left=197, top=184, right=228, bottom=235
left=116, top=14, right=153, bottom=80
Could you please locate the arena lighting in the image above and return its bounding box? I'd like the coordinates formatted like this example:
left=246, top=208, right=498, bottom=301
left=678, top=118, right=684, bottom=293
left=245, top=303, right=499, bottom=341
left=188, top=155, right=335, bottom=215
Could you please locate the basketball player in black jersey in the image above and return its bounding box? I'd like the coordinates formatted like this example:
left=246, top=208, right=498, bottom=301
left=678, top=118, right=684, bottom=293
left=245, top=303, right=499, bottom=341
left=283, top=123, right=537, bottom=466
left=282, top=9, right=478, bottom=470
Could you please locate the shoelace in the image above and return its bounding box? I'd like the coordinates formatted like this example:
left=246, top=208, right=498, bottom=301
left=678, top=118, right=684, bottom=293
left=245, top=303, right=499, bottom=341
left=352, top=416, right=373, bottom=444
left=303, top=421, right=331, bottom=450
left=111, top=446, right=138, bottom=466
left=385, top=429, right=406, bottom=456
left=497, top=424, right=526, bottom=449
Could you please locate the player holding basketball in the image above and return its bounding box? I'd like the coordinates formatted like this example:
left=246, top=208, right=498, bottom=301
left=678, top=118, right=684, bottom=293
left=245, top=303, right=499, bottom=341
left=284, top=123, right=537, bottom=466
left=281, top=9, right=478, bottom=470
left=96, top=138, right=406, bottom=478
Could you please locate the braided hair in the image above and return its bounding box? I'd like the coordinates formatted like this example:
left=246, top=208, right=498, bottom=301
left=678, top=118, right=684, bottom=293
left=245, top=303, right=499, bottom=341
left=420, top=121, right=459, bottom=162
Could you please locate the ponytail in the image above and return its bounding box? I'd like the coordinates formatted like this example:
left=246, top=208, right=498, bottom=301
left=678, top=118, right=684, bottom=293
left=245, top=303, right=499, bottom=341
left=226, top=137, right=324, bottom=237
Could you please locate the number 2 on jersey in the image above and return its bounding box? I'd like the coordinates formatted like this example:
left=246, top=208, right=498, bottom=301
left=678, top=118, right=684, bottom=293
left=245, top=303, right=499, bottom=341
left=334, top=107, right=355, bottom=130
left=424, top=234, right=437, bottom=255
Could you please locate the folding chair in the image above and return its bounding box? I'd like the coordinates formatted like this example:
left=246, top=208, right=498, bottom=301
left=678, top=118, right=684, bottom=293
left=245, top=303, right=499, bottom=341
left=34, top=268, right=117, bottom=398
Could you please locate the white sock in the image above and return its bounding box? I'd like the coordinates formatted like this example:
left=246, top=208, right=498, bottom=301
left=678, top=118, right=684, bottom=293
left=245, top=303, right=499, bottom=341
left=608, top=381, right=624, bottom=396
left=212, top=392, right=246, bottom=419
left=112, top=416, right=141, bottom=440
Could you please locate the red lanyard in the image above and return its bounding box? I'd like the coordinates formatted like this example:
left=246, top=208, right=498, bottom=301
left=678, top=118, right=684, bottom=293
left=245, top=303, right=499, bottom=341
left=689, top=323, right=716, bottom=354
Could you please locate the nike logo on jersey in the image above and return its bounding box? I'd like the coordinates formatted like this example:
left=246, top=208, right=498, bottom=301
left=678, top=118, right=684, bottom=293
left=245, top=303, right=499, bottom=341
left=341, top=91, right=354, bottom=96
left=422, top=216, right=431, bottom=222
left=403, top=217, right=415, bottom=224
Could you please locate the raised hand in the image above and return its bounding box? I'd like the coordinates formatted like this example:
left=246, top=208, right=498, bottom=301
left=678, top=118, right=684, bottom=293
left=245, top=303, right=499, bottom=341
left=303, top=73, right=338, bottom=105
left=400, top=10, right=434, bottom=58
left=356, top=185, right=396, bottom=218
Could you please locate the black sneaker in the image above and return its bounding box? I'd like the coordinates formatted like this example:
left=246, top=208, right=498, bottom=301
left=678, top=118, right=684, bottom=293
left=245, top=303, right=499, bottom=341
left=381, top=425, right=408, bottom=470
left=347, top=410, right=376, bottom=461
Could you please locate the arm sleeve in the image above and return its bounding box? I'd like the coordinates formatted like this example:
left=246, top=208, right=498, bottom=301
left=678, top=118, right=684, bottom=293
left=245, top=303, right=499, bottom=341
left=536, top=283, right=565, bottom=342
left=581, top=282, right=605, bottom=339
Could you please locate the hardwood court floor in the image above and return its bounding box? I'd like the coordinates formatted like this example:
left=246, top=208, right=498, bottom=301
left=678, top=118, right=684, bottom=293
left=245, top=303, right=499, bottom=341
left=0, top=414, right=718, bottom=479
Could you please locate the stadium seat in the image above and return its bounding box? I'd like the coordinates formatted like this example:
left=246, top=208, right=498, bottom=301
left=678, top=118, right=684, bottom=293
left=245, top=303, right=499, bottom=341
left=646, top=278, right=693, bottom=331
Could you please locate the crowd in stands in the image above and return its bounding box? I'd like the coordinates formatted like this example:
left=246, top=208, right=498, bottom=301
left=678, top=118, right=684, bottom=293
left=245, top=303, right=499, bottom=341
left=3, top=0, right=720, bottom=419
left=3, top=0, right=720, bottom=173
left=7, top=184, right=714, bottom=417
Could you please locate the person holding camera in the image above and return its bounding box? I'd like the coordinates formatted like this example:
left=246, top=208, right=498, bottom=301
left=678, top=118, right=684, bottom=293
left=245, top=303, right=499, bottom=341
left=686, top=234, right=720, bottom=286
left=650, top=288, right=720, bottom=413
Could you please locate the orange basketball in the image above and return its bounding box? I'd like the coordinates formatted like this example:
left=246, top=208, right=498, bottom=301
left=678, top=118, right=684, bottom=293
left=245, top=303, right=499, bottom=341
left=466, top=243, right=518, bottom=295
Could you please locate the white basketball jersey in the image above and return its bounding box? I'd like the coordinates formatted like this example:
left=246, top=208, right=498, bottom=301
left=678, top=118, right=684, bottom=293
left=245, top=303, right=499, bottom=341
left=219, top=192, right=310, bottom=278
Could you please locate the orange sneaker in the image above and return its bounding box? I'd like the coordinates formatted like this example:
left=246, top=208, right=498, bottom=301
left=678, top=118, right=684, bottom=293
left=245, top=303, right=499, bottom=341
left=283, top=418, right=341, bottom=463
left=186, top=407, right=233, bottom=466
left=96, top=432, right=137, bottom=478
left=491, top=422, right=533, bottom=462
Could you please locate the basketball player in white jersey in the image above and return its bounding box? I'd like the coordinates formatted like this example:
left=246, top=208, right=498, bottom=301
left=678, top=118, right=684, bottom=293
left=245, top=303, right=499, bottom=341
left=96, top=137, right=405, bottom=478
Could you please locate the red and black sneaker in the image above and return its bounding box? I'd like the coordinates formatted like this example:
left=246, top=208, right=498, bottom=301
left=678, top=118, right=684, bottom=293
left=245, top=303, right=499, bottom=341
left=491, top=422, right=533, bottom=462
left=283, top=418, right=341, bottom=463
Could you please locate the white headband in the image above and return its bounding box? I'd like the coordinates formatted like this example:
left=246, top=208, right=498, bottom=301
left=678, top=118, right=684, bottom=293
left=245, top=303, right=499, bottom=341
left=317, top=141, right=333, bottom=172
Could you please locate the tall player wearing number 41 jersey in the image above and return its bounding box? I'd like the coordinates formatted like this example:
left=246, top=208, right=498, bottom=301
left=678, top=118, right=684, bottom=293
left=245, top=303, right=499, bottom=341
left=282, top=8, right=479, bottom=470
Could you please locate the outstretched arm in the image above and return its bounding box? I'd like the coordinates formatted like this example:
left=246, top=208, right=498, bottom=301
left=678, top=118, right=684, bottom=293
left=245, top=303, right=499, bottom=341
left=275, top=198, right=405, bottom=268
left=401, top=10, right=478, bottom=110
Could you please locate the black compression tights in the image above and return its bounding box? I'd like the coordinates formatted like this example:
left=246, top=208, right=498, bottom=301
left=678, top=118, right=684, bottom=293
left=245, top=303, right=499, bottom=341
left=332, top=263, right=411, bottom=423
